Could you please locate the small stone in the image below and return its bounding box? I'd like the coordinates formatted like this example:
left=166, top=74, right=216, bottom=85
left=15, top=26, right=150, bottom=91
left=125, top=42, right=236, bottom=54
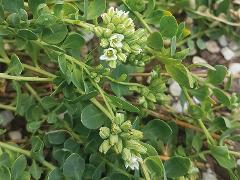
left=202, top=169, right=217, bottom=180
left=229, top=63, right=240, bottom=75
left=221, top=47, right=235, bottom=61
left=218, top=35, right=228, bottom=47
left=8, top=131, right=22, bottom=141
left=206, top=41, right=220, bottom=53
left=192, top=56, right=208, bottom=64
left=189, top=48, right=197, bottom=56
left=0, top=111, right=14, bottom=127
left=237, top=159, right=240, bottom=166
left=229, top=41, right=239, bottom=51
left=169, top=81, right=181, bottom=97
left=172, top=101, right=188, bottom=113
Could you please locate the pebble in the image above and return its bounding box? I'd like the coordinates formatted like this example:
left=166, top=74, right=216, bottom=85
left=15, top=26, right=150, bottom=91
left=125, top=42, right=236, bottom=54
left=237, top=159, right=240, bottom=166
left=169, top=81, right=181, bottom=97
left=8, top=131, right=22, bottom=141
left=221, top=47, right=235, bottom=61
left=218, top=35, right=228, bottom=47
left=229, top=41, right=239, bottom=51
left=229, top=63, right=240, bottom=75
left=192, top=56, right=208, bottom=64
left=189, top=48, right=197, bottom=56
left=172, top=101, right=188, bottom=113
left=202, top=169, right=217, bottom=180
left=0, top=111, right=14, bottom=127
left=206, top=41, right=220, bottom=53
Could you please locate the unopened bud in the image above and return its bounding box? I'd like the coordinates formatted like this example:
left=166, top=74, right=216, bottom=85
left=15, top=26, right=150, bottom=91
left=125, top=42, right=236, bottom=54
left=109, top=134, right=118, bottom=145
left=120, top=132, right=131, bottom=139
left=111, top=15, right=121, bottom=24
left=116, top=24, right=125, bottom=33
left=107, top=23, right=115, bottom=31
left=111, top=123, right=122, bottom=134
left=138, top=96, right=145, bottom=104
left=99, top=140, right=111, bottom=154
left=115, top=113, right=125, bottom=125
left=123, top=18, right=134, bottom=27
left=122, top=148, right=131, bottom=161
left=107, top=7, right=115, bottom=17
left=99, top=127, right=110, bottom=139
left=130, top=129, right=143, bottom=139
left=125, top=140, right=147, bottom=154
left=102, top=13, right=111, bottom=24
left=122, top=42, right=131, bottom=53
left=117, top=53, right=127, bottom=62
left=104, top=29, right=112, bottom=38
left=113, top=138, right=123, bottom=154
left=120, top=120, right=132, bottom=131
left=94, top=27, right=103, bottom=37
left=131, top=44, right=142, bottom=54
left=100, top=38, right=109, bottom=48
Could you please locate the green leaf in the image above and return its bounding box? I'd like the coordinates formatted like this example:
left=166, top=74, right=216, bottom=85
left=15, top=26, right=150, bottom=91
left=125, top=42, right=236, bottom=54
left=11, top=155, right=27, bottom=180
left=81, top=104, right=109, bottom=129
left=48, top=168, right=63, bottom=180
left=8, top=54, right=23, bottom=75
left=166, top=63, right=194, bottom=88
left=42, top=96, right=57, bottom=109
left=210, top=145, right=236, bottom=169
left=170, top=36, right=176, bottom=56
left=160, top=15, right=178, bottom=38
left=144, top=0, right=155, bottom=17
left=147, top=31, right=163, bottom=50
left=42, top=24, right=68, bottom=44
left=212, top=87, right=231, bottom=107
left=196, top=38, right=206, bottom=50
left=188, top=105, right=204, bottom=119
left=108, top=95, right=140, bottom=113
left=110, top=173, right=130, bottom=180
left=28, top=0, right=45, bottom=16
left=145, top=156, right=164, bottom=177
left=87, top=0, right=106, bottom=20
left=207, top=65, right=227, bottom=85
left=0, top=166, right=10, bottom=180
left=63, top=153, right=85, bottom=180
left=143, top=119, right=172, bottom=141
left=58, top=54, right=67, bottom=74
left=30, top=161, right=42, bottom=180
left=62, top=32, right=85, bottom=50
left=47, top=131, right=66, bottom=145
left=164, top=156, right=191, bottom=178
left=66, top=91, right=98, bottom=103
left=17, top=29, right=38, bottom=40
left=2, top=0, right=24, bottom=12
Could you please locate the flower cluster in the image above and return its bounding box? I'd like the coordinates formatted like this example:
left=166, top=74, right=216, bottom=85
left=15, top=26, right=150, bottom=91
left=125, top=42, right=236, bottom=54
left=94, top=7, right=147, bottom=68
left=99, top=113, right=146, bottom=170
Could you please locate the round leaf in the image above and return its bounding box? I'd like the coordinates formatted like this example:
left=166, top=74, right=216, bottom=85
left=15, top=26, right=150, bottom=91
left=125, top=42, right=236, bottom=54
left=147, top=32, right=163, bottom=50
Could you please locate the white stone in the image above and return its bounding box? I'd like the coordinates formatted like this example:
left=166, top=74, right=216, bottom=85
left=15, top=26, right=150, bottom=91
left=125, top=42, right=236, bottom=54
left=189, top=48, right=197, bottom=56
left=206, top=41, right=220, bottom=53
left=229, top=63, right=240, bottom=75
left=229, top=41, right=239, bottom=51
left=202, top=169, right=217, bottom=180
left=172, top=101, right=188, bottom=113
left=218, top=35, right=228, bottom=47
left=169, top=81, right=181, bottom=97
left=0, top=111, right=14, bottom=127
left=192, top=56, right=208, bottom=64
left=237, top=159, right=240, bottom=166
left=8, top=131, right=22, bottom=141
left=221, top=47, right=235, bottom=61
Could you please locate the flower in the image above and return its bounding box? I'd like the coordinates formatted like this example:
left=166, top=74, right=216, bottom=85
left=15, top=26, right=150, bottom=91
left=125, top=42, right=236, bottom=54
left=109, top=33, right=124, bottom=48
left=125, top=154, right=141, bottom=170
left=100, top=48, right=117, bottom=61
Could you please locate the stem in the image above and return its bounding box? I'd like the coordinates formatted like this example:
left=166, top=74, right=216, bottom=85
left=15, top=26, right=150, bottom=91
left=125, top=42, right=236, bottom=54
left=197, top=119, right=215, bottom=145
left=0, top=141, right=55, bottom=170
left=0, top=73, right=53, bottom=82
left=25, top=83, right=42, bottom=104
left=0, top=58, right=56, bottom=78
left=104, top=76, right=146, bottom=88
left=0, top=103, right=16, bottom=111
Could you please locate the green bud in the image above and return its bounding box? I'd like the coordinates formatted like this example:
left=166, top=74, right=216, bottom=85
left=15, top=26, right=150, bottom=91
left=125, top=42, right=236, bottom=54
left=116, top=24, right=125, bottom=33
left=120, top=132, right=131, bottom=139
left=118, top=74, right=127, bottom=81
left=123, top=18, right=134, bottom=28
left=122, top=42, right=131, bottom=53
left=107, top=7, right=115, bottom=17
left=104, top=29, right=112, bottom=38
left=138, top=96, right=146, bottom=104
left=107, top=23, right=115, bottom=31
left=99, top=140, right=111, bottom=154
left=111, top=15, right=122, bottom=24
left=102, top=13, right=111, bottom=24
left=100, top=38, right=109, bottom=48
left=120, top=120, right=132, bottom=131
left=111, top=123, right=122, bottom=134
left=109, top=134, right=118, bottom=145
left=131, top=44, right=142, bottom=54
left=122, top=148, right=131, bottom=161
left=146, top=93, right=156, bottom=102
left=91, top=72, right=98, bottom=78
left=108, top=60, right=117, bottom=68
left=94, top=27, right=104, bottom=37
left=125, top=140, right=147, bottom=154
left=113, top=138, right=123, bottom=154
left=94, top=76, right=100, bottom=83
left=130, top=129, right=143, bottom=139
left=134, top=28, right=145, bottom=38
left=124, top=28, right=135, bottom=36
left=99, top=127, right=110, bottom=139
left=117, top=53, right=127, bottom=62
left=115, top=112, right=125, bottom=125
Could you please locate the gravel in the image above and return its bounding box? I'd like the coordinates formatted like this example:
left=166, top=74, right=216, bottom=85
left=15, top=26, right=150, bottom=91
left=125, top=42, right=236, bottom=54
left=221, top=47, right=235, bottom=61
left=206, top=41, right=220, bottom=53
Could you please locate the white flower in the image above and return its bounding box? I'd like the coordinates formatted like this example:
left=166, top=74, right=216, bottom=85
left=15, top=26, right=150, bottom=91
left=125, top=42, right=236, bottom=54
left=116, top=9, right=129, bottom=19
left=100, top=48, right=117, bottom=61
left=125, top=154, right=141, bottom=170
left=109, top=33, right=124, bottom=48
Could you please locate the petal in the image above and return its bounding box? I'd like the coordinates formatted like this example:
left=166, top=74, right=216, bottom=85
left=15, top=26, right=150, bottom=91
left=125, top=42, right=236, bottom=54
left=100, top=54, right=107, bottom=60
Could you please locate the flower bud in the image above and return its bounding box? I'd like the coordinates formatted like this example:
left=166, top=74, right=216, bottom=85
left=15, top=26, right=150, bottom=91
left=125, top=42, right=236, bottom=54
left=111, top=15, right=121, bottom=24
left=109, top=134, right=118, bottom=145
left=104, top=29, right=112, bottom=38
left=120, top=132, right=131, bottom=139
left=125, top=140, right=147, bottom=154
left=100, top=38, right=109, bottom=48
left=102, top=13, right=111, bottom=24
left=122, top=148, right=131, bottom=161
left=115, top=112, right=125, bottom=125
left=131, top=44, right=142, bottom=54
left=117, top=53, right=127, bottom=62
left=94, top=76, right=100, bottom=83
left=124, top=28, right=135, bottom=36
left=123, top=18, right=134, bottom=28
left=122, top=42, right=131, bottom=53
left=134, top=28, right=145, bottom=38
left=94, top=27, right=104, bottom=37
left=99, top=140, right=111, bottom=154
left=107, top=7, right=115, bottom=17
left=138, top=96, right=145, bottom=104
left=130, top=129, right=143, bottom=139
left=107, top=23, right=115, bottom=31
left=116, top=24, right=125, bottom=33
left=147, top=93, right=156, bottom=102
left=120, top=120, right=132, bottom=131
left=99, top=127, right=110, bottom=139
left=111, top=123, right=122, bottom=134
left=113, top=138, right=123, bottom=154
left=108, top=60, right=117, bottom=68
